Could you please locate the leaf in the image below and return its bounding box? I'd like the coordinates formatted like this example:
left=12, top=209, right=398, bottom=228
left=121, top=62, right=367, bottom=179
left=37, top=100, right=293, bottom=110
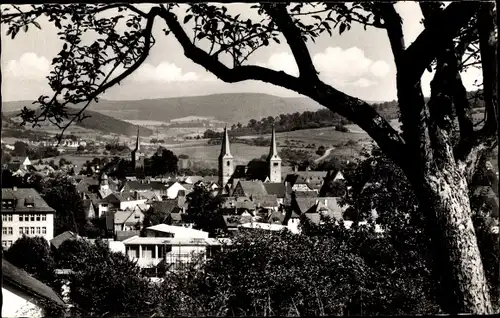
left=339, top=23, right=346, bottom=35
left=23, top=24, right=28, bottom=32
left=63, top=43, right=68, bottom=50
left=272, top=38, right=280, bottom=44
left=184, top=14, right=193, bottom=24
left=312, top=15, right=322, bottom=20
left=196, top=32, right=206, bottom=40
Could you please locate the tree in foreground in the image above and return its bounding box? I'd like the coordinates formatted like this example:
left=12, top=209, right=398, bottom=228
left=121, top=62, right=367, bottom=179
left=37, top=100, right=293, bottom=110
left=55, top=239, right=162, bottom=316
left=1, top=2, right=498, bottom=313
left=3, top=235, right=56, bottom=287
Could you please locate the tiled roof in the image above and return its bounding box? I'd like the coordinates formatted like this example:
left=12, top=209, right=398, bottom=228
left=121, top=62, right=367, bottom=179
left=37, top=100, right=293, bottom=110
left=114, top=210, right=134, bottom=225
left=294, top=191, right=318, bottom=197
left=253, top=194, right=279, bottom=207
left=316, top=197, right=347, bottom=220
left=263, top=183, right=286, bottom=198
left=237, top=180, right=268, bottom=197
left=150, top=200, right=179, bottom=215
left=125, top=180, right=168, bottom=191
left=284, top=171, right=328, bottom=186
left=295, top=197, right=320, bottom=214
left=116, top=230, right=140, bottom=241
left=50, top=231, right=79, bottom=249
left=2, top=257, right=65, bottom=307
left=1, top=188, right=55, bottom=213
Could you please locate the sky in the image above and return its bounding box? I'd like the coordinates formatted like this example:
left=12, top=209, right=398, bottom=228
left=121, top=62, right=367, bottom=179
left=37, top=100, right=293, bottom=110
left=1, top=2, right=483, bottom=102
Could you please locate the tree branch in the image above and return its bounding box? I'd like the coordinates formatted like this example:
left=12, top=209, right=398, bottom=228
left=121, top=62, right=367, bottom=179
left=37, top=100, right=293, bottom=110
left=377, top=3, right=405, bottom=66
left=160, top=8, right=304, bottom=92
left=402, top=1, right=481, bottom=86
left=160, top=8, right=407, bottom=169
left=262, top=3, right=319, bottom=81
left=55, top=7, right=159, bottom=143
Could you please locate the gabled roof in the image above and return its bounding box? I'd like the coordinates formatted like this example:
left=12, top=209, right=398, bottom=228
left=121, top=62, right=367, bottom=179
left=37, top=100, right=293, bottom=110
left=2, top=257, right=66, bottom=307
left=316, top=197, right=347, bottom=220
left=50, top=230, right=79, bottom=249
left=295, top=197, right=320, bottom=214
left=114, top=208, right=143, bottom=225
left=263, top=183, right=286, bottom=198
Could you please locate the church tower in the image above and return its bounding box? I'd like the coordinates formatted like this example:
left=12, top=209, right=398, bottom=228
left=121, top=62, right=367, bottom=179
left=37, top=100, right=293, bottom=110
left=131, top=128, right=145, bottom=177
left=99, top=173, right=109, bottom=191
left=267, top=125, right=282, bottom=183
left=219, top=125, right=234, bottom=187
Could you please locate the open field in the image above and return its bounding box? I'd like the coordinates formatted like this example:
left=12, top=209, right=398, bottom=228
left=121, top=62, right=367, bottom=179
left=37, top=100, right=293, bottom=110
left=169, top=144, right=271, bottom=167
left=238, top=126, right=371, bottom=149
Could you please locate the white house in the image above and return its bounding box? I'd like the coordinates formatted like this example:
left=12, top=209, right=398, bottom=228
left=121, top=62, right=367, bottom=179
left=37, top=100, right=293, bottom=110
left=109, top=236, right=229, bottom=269
left=165, top=182, right=187, bottom=199
left=2, top=258, right=66, bottom=318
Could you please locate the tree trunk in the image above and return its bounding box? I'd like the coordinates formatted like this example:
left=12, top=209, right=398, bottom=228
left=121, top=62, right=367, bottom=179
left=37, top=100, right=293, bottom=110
left=411, top=161, right=493, bottom=314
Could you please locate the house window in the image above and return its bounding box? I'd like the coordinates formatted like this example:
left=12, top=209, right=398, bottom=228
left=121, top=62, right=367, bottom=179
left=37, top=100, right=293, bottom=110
left=142, top=246, right=153, bottom=259
left=273, top=162, right=279, bottom=167
left=8, top=227, right=13, bottom=235
left=41, top=215, right=46, bottom=221
left=227, top=161, right=230, bottom=166
left=19, top=228, right=23, bottom=235
left=42, top=227, right=46, bottom=234
left=36, top=227, right=41, bottom=234
left=30, top=214, right=35, bottom=221
left=2, top=227, right=7, bottom=235
left=7, top=214, right=12, bottom=221
left=18, top=215, right=24, bottom=222
left=2, top=241, right=6, bottom=248
left=36, top=214, right=41, bottom=221
left=7, top=241, right=12, bottom=247
left=30, top=227, right=35, bottom=234
left=127, top=246, right=138, bottom=259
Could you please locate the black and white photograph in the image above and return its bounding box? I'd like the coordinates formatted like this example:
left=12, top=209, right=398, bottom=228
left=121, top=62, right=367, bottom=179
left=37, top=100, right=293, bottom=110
left=0, top=1, right=499, bottom=316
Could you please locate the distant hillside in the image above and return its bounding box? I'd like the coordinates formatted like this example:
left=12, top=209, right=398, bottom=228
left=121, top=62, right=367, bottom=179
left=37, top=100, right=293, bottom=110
left=3, top=93, right=324, bottom=125
left=3, top=107, right=153, bottom=137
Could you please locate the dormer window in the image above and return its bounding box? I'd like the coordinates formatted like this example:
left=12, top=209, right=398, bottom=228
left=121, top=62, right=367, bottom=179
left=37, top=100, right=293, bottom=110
left=24, top=197, right=35, bottom=208
left=227, top=161, right=231, bottom=166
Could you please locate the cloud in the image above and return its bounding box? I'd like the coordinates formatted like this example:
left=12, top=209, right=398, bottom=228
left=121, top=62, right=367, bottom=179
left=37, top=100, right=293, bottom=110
left=4, top=52, right=51, bottom=80
left=262, top=47, right=391, bottom=88
left=350, top=78, right=376, bottom=88
left=132, top=61, right=199, bottom=82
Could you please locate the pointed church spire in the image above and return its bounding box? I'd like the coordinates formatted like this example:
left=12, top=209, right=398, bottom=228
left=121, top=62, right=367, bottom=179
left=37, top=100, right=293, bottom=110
left=268, top=124, right=279, bottom=160
left=220, top=125, right=232, bottom=158
left=134, top=127, right=140, bottom=152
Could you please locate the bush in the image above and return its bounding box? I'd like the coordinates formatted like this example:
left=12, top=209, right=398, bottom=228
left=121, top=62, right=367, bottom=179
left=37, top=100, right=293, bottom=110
left=335, top=125, right=349, bottom=133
